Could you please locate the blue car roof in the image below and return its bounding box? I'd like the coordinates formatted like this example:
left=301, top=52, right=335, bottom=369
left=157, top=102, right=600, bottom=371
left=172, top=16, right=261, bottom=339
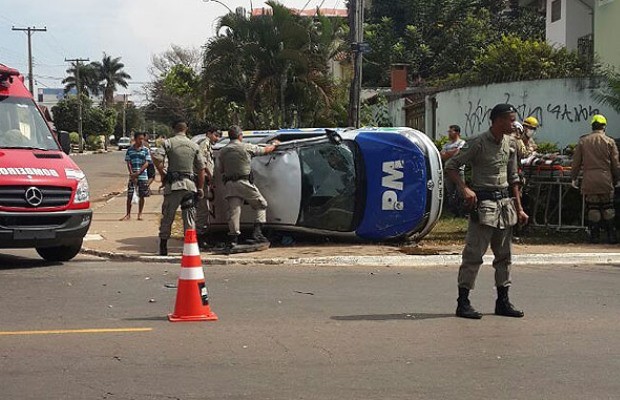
left=354, top=130, right=428, bottom=240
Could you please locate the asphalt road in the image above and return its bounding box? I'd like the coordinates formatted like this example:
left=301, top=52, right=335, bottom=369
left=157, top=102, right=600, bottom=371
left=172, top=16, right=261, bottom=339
left=71, top=150, right=128, bottom=202
left=0, top=253, right=618, bottom=400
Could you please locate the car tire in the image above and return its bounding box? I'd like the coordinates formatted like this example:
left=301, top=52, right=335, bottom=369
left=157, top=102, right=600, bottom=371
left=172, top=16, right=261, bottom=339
left=36, top=240, right=83, bottom=262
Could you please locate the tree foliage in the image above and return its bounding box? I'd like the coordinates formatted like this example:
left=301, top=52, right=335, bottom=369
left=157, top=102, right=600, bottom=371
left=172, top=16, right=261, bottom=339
left=200, top=1, right=348, bottom=129
left=438, top=35, right=597, bottom=87
left=62, top=63, right=101, bottom=96
left=363, top=0, right=547, bottom=86
left=92, top=53, right=132, bottom=109
left=595, top=72, right=620, bottom=113
left=51, top=95, right=117, bottom=137
left=63, top=54, right=131, bottom=110
left=145, top=46, right=208, bottom=132
left=113, top=102, right=145, bottom=136
left=150, top=44, right=202, bottom=78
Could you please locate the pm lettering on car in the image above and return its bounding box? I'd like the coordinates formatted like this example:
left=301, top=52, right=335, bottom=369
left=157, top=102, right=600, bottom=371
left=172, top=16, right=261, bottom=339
left=381, top=160, right=404, bottom=211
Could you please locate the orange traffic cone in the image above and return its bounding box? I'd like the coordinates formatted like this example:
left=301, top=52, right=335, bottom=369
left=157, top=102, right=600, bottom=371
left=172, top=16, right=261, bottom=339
left=168, top=228, right=218, bottom=322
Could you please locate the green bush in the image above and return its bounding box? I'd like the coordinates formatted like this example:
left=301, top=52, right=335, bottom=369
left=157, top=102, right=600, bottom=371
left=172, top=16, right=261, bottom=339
left=69, top=132, right=80, bottom=144
left=434, top=35, right=598, bottom=88
left=536, top=141, right=560, bottom=154
left=434, top=135, right=451, bottom=152
left=85, top=134, right=103, bottom=150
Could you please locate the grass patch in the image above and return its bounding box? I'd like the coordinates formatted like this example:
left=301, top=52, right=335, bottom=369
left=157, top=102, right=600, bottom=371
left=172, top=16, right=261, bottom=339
left=423, top=214, right=588, bottom=247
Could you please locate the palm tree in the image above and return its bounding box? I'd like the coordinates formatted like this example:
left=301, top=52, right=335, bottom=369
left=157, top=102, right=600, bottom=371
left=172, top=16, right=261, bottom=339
left=62, top=63, right=101, bottom=97
left=92, top=53, right=131, bottom=109
left=203, top=1, right=345, bottom=128
left=595, top=73, right=620, bottom=113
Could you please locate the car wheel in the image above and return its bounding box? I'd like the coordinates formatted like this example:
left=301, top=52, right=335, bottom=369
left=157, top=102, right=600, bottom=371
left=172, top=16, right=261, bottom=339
left=36, top=240, right=83, bottom=262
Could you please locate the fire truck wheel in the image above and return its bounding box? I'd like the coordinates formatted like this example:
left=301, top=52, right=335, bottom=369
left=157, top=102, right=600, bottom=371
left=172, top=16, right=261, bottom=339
left=36, top=240, right=83, bottom=262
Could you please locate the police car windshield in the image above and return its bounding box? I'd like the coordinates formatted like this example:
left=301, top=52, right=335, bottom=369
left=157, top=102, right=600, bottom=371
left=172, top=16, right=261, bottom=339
left=0, top=96, right=60, bottom=150
left=298, top=141, right=360, bottom=232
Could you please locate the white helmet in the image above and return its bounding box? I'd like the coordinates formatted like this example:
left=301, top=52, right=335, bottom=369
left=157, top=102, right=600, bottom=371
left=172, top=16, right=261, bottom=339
left=513, top=121, right=524, bottom=133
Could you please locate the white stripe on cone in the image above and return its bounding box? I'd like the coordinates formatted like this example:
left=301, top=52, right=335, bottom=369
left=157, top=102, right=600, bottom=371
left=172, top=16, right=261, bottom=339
left=179, top=266, right=205, bottom=280
left=183, top=242, right=200, bottom=256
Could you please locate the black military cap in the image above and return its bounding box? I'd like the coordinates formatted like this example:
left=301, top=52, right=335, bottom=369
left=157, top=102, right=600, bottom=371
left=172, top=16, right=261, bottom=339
left=490, top=103, right=517, bottom=121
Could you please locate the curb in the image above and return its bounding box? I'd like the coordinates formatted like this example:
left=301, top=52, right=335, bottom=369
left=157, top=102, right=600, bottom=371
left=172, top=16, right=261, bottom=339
left=80, top=247, right=620, bottom=267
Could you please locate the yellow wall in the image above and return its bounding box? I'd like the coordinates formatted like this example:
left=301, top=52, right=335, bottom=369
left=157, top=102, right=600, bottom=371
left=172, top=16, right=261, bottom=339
left=595, top=0, right=620, bottom=70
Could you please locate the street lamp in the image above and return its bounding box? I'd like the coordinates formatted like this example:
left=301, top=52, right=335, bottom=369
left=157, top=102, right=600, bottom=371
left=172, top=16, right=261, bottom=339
left=202, top=0, right=233, bottom=13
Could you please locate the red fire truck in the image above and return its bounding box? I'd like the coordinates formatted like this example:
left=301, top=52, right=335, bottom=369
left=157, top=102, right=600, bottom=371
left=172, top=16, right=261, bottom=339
left=0, top=64, right=91, bottom=261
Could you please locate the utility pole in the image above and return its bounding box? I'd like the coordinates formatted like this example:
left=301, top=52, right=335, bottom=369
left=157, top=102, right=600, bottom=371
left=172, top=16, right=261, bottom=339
left=12, top=26, right=47, bottom=94
left=65, top=58, right=90, bottom=153
left=348, top=0, right=364, bottom=128
left=122, top=94, right=128, bottom=137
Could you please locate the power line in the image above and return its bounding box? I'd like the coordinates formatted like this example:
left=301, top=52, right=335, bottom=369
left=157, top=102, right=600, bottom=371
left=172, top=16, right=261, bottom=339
left=300, top=0, right=312, bottom=12
left=12, top=26, right=47, bottom=94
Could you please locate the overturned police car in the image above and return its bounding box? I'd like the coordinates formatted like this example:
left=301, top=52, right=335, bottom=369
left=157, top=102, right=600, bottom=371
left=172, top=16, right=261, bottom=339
left=194, top=127, right=443, bottom=242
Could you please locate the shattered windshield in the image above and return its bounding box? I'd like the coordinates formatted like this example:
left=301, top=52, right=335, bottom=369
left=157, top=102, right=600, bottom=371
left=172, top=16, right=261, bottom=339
left=298, top=141, right=359, bottom=232
left=0, top=96, right=59, bottom=150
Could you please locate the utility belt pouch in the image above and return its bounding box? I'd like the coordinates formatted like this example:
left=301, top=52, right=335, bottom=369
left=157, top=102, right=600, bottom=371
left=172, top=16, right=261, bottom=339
left=475, top=198, right=518, bottom=228
left=167, top=171, right=195, bottom=183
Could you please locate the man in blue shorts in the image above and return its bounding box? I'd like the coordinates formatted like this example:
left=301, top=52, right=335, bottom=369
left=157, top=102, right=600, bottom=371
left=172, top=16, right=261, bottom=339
left=120, top=131, right=152, bottom=221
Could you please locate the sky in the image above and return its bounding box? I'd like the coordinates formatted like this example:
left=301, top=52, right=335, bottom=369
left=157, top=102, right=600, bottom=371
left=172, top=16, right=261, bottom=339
left=0, top=0, right=344, bottom=106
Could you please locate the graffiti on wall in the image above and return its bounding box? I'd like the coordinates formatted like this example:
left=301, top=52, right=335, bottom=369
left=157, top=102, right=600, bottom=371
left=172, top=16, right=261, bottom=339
left=463, top=93, right=600, bottom=136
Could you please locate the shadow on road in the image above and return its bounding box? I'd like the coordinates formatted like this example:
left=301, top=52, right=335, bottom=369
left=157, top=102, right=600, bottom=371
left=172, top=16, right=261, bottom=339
left=115, top=236, right=163, bottom=253
left=0, top=254, right=62, bottom=270
left=330, top=313, right=454, bottom=321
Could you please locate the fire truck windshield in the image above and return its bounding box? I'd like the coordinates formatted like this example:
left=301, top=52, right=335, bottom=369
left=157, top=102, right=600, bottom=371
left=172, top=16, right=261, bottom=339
left=0, top=96, right=60, bottom=151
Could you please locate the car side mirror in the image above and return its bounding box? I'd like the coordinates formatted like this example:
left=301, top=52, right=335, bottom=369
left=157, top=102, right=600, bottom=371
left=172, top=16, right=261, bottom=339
left=326, top=129, right=342, bottom=145
left=58, top=130, right=71, bottom=155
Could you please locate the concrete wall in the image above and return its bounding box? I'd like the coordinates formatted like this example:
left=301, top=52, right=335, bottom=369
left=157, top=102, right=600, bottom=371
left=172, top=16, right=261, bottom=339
left=595, top=0, right=620, bottom=70
left=430, top=78, right=620, bottom=147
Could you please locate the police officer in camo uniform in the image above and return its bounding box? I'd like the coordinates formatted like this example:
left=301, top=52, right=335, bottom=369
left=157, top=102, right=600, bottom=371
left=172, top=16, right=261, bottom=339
left=196, top=127, right=222, bottom=248
left=219, top=125, right=279, bottom=248
left=571, top=114, right=620, bottom=244
left=153, top=121, right=205, bottom=255
left=446, top=104, right=529, bottom=320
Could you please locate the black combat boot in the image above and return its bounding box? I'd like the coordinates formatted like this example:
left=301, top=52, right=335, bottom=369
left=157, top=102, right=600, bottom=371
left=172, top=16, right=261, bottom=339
left=251, top=223, right=269, bottom=243
left=495, top=286, right=524, bottom=318
left=456, top=287, right=483, bottom=319
left=159, top=239, right=168, bottom=256
left=197, top=232, right=210, bottom=250
left=225, top=234, right=238, bottom=250
left=589, top=222, right=601, bottom=244
left=604, top=220, right=618, bottom=244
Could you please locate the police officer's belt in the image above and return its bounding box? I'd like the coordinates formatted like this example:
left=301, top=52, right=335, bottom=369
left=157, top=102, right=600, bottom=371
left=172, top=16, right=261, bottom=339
left=476, top=189, right=510, bottom=201
left=223, top=174, right=250, bottom=184
left=166, top=171, right=195, bottom=183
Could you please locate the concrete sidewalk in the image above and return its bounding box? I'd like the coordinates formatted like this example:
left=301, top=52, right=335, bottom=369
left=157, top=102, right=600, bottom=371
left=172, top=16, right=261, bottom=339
left=83, top=189, right=620, bottom=266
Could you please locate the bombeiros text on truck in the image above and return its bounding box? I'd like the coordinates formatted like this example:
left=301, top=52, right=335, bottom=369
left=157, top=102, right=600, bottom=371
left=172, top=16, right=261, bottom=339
left=0, top=63, right=92, bottom=261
